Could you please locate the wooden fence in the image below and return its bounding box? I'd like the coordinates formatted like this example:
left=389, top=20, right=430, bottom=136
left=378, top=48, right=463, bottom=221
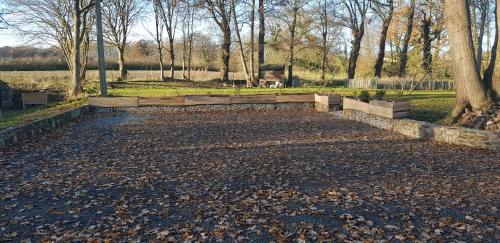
left=344, top=79, right=455, bottom=90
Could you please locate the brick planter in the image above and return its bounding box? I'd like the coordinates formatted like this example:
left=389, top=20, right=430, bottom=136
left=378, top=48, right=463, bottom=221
left=343, top=98, right=410, bottom=119
left=315, top=94, right=341, bottom=112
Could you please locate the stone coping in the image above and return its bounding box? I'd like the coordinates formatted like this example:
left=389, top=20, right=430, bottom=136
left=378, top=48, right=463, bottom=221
left=343, top=109, right=499, bottom=151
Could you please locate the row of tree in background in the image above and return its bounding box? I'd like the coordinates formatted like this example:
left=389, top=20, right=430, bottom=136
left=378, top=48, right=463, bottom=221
left=1, top=1, right=499, bottom=98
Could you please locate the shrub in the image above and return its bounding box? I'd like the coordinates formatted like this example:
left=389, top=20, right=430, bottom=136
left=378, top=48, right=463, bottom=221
left=374, top=90, right=386, bottom=100
left=359, top=90, right=370, bottom=102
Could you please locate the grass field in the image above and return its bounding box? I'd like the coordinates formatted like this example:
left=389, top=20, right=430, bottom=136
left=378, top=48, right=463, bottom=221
left=0, top=70, right=455, bottom=130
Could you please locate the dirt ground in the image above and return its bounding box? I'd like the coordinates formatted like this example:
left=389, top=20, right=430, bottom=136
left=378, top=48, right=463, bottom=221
left=0, top=110, right=498, bottom=241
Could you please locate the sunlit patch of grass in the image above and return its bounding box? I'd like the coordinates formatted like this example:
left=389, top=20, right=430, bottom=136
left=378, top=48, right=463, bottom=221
left=0, top=98, right=87, bottom=130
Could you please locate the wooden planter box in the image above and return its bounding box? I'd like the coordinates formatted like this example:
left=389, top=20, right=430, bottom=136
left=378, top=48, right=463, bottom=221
left=185, top=95, right=231, bottom=106
left=343, top=98, right=370, bottom=113
left=369, top=100, right=410, bottom=119
left=315, top=94, right=341, bottom=112
left=343, top=98, right=410, bottom=119
left=275, top=94, right=314, bottom=103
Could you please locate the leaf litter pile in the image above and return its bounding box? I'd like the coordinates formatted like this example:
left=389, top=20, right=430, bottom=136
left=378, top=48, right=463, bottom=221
left=0, top=110, right=499, bottom=241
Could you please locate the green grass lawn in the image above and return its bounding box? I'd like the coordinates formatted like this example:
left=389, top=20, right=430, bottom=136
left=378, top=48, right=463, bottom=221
left=0, top=99, right=87, bottom=130
left=108, top=86, right=455, bottom=124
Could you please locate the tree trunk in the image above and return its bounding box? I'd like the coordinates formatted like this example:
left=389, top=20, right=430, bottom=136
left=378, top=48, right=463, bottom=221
left=169, top=38, right=175, bottom=79
left=159, top=47, right=165, bottom=81
left=421, top=16, right=433, bottom=74
left=182, top=28, right=187, bottom=79
left=231, top=0, right=250, bottom=85
left=250, top=0, right=256, bottom=85
left=445, top=0, right=491, bottom=120
left=399, top=0, right=415, bottom=77
left=348, top=26, right=364, bottom=79
left=188, top=34, right=193, bottom=81
left=321, top=30, right=327, bottom=81
left=287, top=7, right=298, bottom=87
left=485, top=0, right=499, bottom=98
left=72, top=1, right=82, bottom=97
left=118, top=47, right=127, bottom=80
left=221, top=24, right=231, bottom=82
left=374, top=19, right=391, bottom=78
left=476, top=1, right=488, bottom=71
left=258, top=0, right=265, bottom=79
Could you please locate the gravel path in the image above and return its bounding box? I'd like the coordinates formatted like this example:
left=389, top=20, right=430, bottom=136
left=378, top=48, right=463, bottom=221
left=1, top=110, right=499, bottom=241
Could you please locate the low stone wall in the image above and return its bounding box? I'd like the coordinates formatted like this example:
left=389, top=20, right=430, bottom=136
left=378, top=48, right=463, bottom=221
left=91, top=103, right=315, bottom=113
left=0, top=106, right=90, bottom=148
left=343, top=109, right=500, bottom=150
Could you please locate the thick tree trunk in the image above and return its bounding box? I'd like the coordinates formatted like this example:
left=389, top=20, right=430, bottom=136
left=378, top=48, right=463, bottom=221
left=348, top=27, right=364, bottom=79
left=399, top=0, right=415, bottom=77
left=118, top=47, right=127, bottom=80
left=72, top=1, right=82, bottom=97
left=374, top=19, right=391, bottom=78
left=445, top=0, right=491, bottom=120
left=221, top=24, right=231, bottom=82
left=258, top=0, right=265, bottom=79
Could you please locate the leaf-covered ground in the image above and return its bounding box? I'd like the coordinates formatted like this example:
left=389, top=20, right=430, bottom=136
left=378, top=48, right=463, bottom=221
left=0, top=110, right=498, bottom=241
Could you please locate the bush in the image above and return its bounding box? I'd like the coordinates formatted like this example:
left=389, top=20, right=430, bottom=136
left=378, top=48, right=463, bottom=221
left=374, top=90, right=386, bottom=100
left=359, top=90, right=370, bottom=102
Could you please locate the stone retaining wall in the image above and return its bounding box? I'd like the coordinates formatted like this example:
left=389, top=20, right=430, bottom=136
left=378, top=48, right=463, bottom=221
left=91, top=103, right=315, bottom=113
left=0, top=106, right=90, bottom=148
left=343, top=109, right=500, bottom=150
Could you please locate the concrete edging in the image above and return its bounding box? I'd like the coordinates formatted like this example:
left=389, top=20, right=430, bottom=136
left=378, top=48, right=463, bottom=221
left=343, top=109, right=500, bottom=151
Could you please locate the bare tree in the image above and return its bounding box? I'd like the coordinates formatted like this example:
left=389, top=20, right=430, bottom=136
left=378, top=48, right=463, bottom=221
left=230, top=0, right=251, bottom=85
left=249, top=0, right=256, bottom=84
left=444, top=0, right=497, bottom=122
left=315, top=0, right=336, bottom=82
left=258, top=0, right=265, bottom=79
left=372, top=0, right=394, bottom=78
left=102, top=0, right=143, bottom=81
left=470, top=0, right=492, bottom=71
left=7, top=0, right=95, bottom=96
left=419, top=0, right=444, bottom=76
left=205, top=0, right=232, bottom=82
left=148, top=0, right=166, bottom=81
left=180, top=0, right=198, bottom=80
left=339, top=0, right=370, bottom=79
left=272, top=0, right=309, bottom=87
left=157, top=0, right=179, bottom=80
left=399, top=0, right=416, bottom=77
left=0, top=6, right=9, bottom=29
